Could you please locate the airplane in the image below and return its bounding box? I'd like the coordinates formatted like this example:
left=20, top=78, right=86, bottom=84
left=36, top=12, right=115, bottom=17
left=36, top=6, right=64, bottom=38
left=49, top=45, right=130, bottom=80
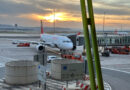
left=114, top=29, right=128, bottom=35
left=12, top=20, right=77, bottom=52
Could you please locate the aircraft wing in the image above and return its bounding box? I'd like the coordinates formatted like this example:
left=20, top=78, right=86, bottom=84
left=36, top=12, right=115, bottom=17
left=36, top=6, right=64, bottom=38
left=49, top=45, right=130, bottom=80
left=11, top=39, right=56, bottom=48
left=10, top=39, right=57, bottom=52
left=11, top=39, right=45, bottom=45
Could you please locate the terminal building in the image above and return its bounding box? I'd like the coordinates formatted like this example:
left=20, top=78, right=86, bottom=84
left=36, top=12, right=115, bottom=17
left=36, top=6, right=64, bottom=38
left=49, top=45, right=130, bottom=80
left=77, top=35, right=130, bottom=46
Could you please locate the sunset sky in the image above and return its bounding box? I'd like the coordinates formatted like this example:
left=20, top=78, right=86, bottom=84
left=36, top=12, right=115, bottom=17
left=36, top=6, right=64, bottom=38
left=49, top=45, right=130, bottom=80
left=0, top=0, right=130, bottom=31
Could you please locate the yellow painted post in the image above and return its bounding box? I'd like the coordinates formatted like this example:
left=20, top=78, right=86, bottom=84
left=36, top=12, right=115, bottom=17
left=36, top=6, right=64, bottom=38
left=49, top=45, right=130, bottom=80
left=80, top=0, right=96, bottom=90
left=87, top=0, right=104, bottom=89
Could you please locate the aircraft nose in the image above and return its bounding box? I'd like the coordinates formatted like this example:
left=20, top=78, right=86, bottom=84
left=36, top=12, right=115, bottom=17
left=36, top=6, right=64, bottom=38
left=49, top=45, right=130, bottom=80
left=66, top=43, right=73, bottom=50
left=61, top=42, right=73, bottom=50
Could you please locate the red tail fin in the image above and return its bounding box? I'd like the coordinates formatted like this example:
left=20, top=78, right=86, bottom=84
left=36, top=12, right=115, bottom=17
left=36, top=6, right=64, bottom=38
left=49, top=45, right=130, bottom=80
left=41, top=20, right=44, bottom=34
left=114, top=29, right=117, bottom=34
left=77, top=32, right=81, bottom=35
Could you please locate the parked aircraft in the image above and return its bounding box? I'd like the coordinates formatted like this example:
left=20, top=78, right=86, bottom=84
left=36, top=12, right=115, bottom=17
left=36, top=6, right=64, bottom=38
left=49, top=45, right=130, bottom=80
left=12, top=20, right=76, bottom=52
left=114, top=30, right=128, bottom=35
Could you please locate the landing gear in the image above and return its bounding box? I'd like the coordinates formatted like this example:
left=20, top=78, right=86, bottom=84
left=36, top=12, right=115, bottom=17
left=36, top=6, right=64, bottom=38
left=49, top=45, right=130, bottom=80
left=60, top=49, right=67, bottom=54
left=60, top=49, right=73, bottom=55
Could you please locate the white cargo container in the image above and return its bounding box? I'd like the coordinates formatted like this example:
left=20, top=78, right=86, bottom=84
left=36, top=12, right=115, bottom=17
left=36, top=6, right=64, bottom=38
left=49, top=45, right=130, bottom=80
left=51, top=59, right=84, bottom=81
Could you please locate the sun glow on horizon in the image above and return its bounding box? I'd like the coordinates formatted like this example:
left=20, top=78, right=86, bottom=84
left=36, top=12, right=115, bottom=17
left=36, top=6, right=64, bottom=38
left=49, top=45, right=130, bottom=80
left=18, top=13, right=81, bottom=23
left=43, top=13, right=64, bottom=22
left=18, top=13, right=130, bottom=29
left=38, top=12, right=81, bottom=23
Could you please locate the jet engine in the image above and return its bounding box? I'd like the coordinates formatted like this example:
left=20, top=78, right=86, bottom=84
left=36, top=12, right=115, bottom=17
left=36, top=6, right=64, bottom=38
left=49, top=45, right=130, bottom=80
left=36, top=45, right=45, bottom=52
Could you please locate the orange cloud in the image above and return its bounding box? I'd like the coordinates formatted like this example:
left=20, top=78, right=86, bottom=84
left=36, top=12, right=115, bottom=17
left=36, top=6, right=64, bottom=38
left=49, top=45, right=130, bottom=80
left=94, top=14, right=130, bottom=26
left=18, top=14, right=41, bottom=20
left=18, top=12, right=81, bottom=23
left=17, top=12, right=130, bottom=29
left=42, top=12, right=81, bottom=22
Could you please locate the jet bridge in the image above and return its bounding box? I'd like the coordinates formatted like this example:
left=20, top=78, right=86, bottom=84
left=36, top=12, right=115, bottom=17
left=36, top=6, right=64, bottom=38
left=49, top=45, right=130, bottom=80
left=76, top=35, right=130, bottom=46
left=67, top=35, right=77, bottom=50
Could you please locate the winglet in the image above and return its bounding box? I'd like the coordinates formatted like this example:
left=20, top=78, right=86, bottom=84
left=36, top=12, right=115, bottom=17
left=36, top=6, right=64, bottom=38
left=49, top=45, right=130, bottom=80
left=41, top=20, right=44, bottom=34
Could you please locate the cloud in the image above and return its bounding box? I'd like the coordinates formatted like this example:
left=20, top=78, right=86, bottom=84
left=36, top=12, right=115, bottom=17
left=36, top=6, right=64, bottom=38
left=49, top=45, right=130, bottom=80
left=6, top=0, right=32, bottom=5
left=1, top=0, right=129, bottom=16
left=92, top=1, right=130, bottom=15
left=0, top=0, right=130, bottom=30
left=0, top=0, right=49, bottom=15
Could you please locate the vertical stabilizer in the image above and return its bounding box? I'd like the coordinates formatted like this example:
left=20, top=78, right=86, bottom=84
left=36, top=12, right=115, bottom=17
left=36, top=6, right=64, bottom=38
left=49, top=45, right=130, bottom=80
left=77, top=32, right=81, bottom=35
left=114, top=29, right=117, bottom=34
left=41, top=20, right=44, bottom=34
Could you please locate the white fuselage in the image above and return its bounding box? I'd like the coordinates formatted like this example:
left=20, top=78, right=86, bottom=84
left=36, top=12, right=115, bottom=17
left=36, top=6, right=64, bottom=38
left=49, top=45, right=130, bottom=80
left=40, top=34, right=73, bottom=50
left=117, top=32, right=128, bottom=35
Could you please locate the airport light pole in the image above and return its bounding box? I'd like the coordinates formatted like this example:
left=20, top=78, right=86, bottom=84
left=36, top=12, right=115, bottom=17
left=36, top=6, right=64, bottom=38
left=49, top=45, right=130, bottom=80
left=102, top=12, right=108, bottom=48
left=103, top=12, right=105, bottom=34
left=53, top=9, right=55, bottom=33
left=121, top=24, right=122, bottom=32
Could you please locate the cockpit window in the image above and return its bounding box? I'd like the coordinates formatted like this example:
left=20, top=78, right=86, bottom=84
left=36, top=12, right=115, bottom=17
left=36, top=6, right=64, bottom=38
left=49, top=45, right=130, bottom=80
left=63, top=41, right=71, bottom=43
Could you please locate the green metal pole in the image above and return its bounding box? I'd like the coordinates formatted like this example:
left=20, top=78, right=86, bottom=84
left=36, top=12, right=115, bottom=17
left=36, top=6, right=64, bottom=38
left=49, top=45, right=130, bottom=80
left=86, top=0, right=104, bottom=90
left=80, top=0, right=96, bottom=90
